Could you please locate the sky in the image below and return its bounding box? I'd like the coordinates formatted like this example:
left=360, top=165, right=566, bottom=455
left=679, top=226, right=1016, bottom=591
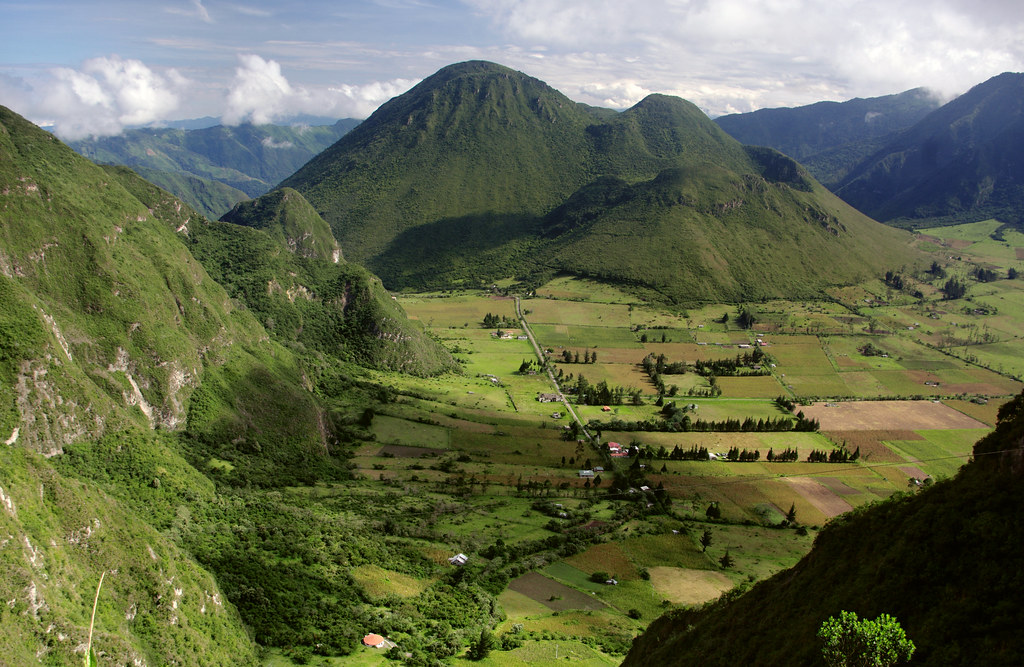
left=2, top=0, right=1024, bottom=140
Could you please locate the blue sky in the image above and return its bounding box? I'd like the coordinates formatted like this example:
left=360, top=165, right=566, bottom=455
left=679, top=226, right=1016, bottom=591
left=3, top=0, right=1024, bottom=139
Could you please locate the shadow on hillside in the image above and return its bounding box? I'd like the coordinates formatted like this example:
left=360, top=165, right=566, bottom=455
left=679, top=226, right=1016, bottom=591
left=369, top=212, right=543, bottom=289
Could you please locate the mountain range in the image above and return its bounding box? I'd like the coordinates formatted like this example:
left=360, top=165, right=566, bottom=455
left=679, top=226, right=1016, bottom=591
left=717, top=71, right=1024, bottom=229
left=715, top=87, right=941, bottom=186
left=68, top=119, right=359, bottom=219
left=263, top=61, right=917, bottom=303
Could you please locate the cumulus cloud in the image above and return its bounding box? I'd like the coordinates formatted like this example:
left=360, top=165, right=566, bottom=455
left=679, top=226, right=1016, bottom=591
left=468, top=0, right=1024, bottom=114
left=222, top=54, right=418, bottom=124
left=7, top=56, right=185, bottom=140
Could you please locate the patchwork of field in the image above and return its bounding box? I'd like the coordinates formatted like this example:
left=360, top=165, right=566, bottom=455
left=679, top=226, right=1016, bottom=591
left=375, top=255, right=1021, bottom=654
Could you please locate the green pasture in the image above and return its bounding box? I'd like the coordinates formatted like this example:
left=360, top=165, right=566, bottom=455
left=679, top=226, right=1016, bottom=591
left=533, top=275, right=637, bottom=304
left=531, top=323, right=643, bottom=349
left=886, top=429, right=986, bottom=479
left=370, top=414, right=451, bottom=448
left=399, top=293, right=517, bottom=328
left=474, top=639, right=620, bottom=666
left=769, top=337, right=836, bottom=375
left=522, top=298, right=632, bottom=327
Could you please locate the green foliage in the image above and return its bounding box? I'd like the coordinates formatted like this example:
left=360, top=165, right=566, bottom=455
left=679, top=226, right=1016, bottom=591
left=276, top=61, right=917, bottom=302
left=818, top=611, right=915, bottom=667
left=467, top=628, right=496, bottom=661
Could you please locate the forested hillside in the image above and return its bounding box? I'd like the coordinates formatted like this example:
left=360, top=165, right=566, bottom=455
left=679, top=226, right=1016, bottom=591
left=273, top=61, right=919, bottom=303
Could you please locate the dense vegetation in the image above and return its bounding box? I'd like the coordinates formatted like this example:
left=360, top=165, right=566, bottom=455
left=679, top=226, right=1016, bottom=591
left=623, top=391, right=1024, bottom=666
left=0, top=104, right=454, bottom=663
left=278, top=61, right=919, bottom=303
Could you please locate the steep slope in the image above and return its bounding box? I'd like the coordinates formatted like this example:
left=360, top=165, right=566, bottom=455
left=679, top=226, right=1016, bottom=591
left=623, top=392, right=1024, bottom=666
left=834, top=72, right=1024, bottom=227
left=69, top=119, right=359, bottom=218
left=281, top=60, right=597, bottom=264
left=0, top=104, right=330, bottom=663
left=210, top=188, right=456, bottom=376
left=715, top=88, right=940, bottom=185
left=280, top=61, right=918, bottom=300
left=220, top=186, right=342, bottom=262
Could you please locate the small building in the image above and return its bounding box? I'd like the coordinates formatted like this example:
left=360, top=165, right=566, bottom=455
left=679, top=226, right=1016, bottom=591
left=605, top=579, right=618, bottom=585
left=363, top=634, right=386, bottom=648
left=601, top=406, right=612, bottom=412
left=578, top=469, right=595, bottom=478
left=448, top=553, right=469, bottom=566
left=551, top=412, right=562, bottom=419
left=538, top=393, right=561, bottom=403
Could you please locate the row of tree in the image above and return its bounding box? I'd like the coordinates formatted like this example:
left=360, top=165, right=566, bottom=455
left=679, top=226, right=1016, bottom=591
left=560, top=349, right=598, bottom=364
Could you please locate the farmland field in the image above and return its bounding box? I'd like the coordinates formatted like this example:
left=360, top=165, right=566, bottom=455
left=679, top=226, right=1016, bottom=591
left=368, top=232, right=1024, bottom=662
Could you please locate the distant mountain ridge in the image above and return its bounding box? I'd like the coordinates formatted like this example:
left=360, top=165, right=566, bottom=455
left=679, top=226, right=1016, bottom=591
left=833, top=72, right=1024, bottom=227
left=714, top=88, right=941, bottom=186
left=270, top=60, right=917, bottom=303
left=68, top=119, right=359, bottom=218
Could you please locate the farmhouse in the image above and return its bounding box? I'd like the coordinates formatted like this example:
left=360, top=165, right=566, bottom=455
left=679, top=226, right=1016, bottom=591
left=448, top=553, right=469, bottom=566
left=538, top=393, right=561, bottom=403
left=363, top=634, right=386, bottom=648
left=578, top=469, right=595, bottom=478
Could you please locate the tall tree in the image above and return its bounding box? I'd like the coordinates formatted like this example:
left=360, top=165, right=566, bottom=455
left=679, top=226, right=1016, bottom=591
left=700, top=529, right=713, bottom=552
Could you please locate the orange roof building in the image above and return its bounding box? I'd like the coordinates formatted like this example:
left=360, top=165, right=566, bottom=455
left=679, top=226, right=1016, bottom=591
left=363, top=634, right=385, bottom=648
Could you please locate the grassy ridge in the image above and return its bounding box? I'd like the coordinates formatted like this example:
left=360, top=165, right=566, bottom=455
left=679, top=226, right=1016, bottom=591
left=279, top=61, right=920, bottom=301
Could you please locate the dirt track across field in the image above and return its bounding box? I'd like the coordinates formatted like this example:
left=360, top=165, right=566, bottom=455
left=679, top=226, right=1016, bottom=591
left=801, top=400, right=988, bottom=431
left=783, top=477, right=852, bottom=518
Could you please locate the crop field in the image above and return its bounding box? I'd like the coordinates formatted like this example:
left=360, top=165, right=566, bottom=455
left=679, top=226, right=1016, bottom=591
left=508, top=572, right=608, bottom=611
left=647, top=567, right=734, bottom=605
left=375, top=243, right=1024, bottom=659
left=801, top=400, right=988, bottom=430
left=523, top=298, right=632, bottom=327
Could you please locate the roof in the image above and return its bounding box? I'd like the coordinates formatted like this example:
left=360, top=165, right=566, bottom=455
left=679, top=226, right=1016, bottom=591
left=363, top=634, right=385, bottom=647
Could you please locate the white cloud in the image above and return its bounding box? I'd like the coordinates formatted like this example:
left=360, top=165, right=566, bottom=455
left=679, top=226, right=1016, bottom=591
left=467, top=0, right=1024, bottom=114
left=166, top=0, right=213, bottom=23
left=222, top=54, right=418, bottom=124
left=6, top=56, right=186, bottom=140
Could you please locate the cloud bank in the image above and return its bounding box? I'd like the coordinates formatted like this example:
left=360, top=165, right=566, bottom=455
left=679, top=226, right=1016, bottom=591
left=222, top=54, right=418, bottom=125
left=468, top=0, right=1024, bottom=114
left=6, top=56, right=186, bottom=140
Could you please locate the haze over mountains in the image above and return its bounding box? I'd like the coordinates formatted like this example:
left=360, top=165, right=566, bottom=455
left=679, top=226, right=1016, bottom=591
left=69, top=119, right=359, bottom=219
left=717, top=72, right=1024, bottom=229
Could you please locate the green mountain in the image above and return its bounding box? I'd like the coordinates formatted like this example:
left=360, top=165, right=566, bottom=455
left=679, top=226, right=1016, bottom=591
left=714, top=88, right=940, bottom=185
left=622, top=393, right=1024, bottom=666
left=278, top=61, right=918, bottom=302
left=834, top=72, right=1024, bottom=227
left=0, top=104, right=454, bottom=663
left=68, top=119, right=359, bottom=218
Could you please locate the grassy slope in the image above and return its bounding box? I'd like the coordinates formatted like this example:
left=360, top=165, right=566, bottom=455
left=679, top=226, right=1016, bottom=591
left=280, top=61, right=920, bottom=300
left=622, top=393, right=1024, bottom=666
